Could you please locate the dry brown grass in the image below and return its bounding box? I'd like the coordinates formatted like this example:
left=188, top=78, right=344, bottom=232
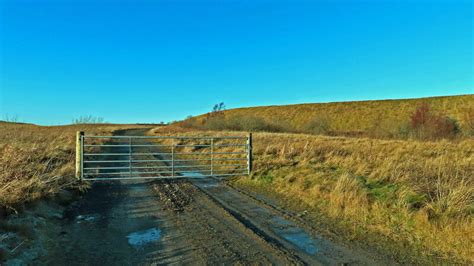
left=182, top=94, right=474, bottom=137
left=0, top=122, right=147, bottom=211
left=151, top=125, right=474, bottom=263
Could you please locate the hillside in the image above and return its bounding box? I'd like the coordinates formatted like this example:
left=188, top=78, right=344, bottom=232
left=182, top=94, right=474, bottom=137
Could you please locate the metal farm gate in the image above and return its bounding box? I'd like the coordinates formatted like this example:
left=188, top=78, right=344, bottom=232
left=75, top=132, right=252, bottom=181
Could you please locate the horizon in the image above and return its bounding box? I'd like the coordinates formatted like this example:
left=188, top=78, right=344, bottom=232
left=1, top=93, right=471, bottom=126
left=1, top=0, right=473, bottom=125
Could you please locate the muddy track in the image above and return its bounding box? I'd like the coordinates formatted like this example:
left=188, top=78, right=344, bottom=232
left=151, top=179, right=299, bottom=264
left=188, top=180, right=306, bottom=262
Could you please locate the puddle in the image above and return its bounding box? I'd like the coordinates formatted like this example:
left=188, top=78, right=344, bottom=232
left=281, top=229, right=318, bottom=255
left=181, top=172, right=219, bottom=187
left=271, top=216, right=293, bottom=227
left=271, top=217, right=318, bottom=255
left=180, top=172, right=206, bottom=178
left=75, top=214, right=99, bottom=223
left=199, top=183, right=219, bottom=188
left=126, top=227, right=161, bottom=247
left=195, top=180, right=219, bottom=188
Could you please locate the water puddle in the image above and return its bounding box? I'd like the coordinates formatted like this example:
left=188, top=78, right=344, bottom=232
left=271, top=217, right=319, bottom=255
left=75, top=214, right=100, bottom=223
left=126, top=227, right=161, bottom=247
left=181, top=172, right=219, bottom=188
left=180, top=172, right=205, bottom=178
left=281, top=229, right=318, bottom=255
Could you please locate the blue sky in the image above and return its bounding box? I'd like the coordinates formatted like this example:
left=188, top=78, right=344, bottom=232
left=1, top=0, right=472, bottom=125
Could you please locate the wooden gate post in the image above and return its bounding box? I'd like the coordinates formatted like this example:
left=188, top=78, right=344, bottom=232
left=75, top=131, right=84, bottom=180
left=247, top=133, right=252, bottom=175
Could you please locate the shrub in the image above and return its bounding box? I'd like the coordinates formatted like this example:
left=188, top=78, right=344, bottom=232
left=227, top=116, right=283, bottom=132
left=409, top=103, right=459, bottom=140
left=305, top=115, right=331, bottom=135
left=397, top=123, right=411, bottom=139
left=202, top=115, right=286, bottom=132
left=368, top=114, right=398, bottom=139
left=181, top=116, right=200, bottom=129
left=205, top=116, right=228, bottom=131
left=231, top=116, right=280, bottom=132
left=202, top=102, right=227, bottom=130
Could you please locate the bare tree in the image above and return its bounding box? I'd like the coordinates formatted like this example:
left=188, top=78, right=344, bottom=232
left=2, top=114, right=20, bottom=123
left=72, top=115, right=106, bottom=124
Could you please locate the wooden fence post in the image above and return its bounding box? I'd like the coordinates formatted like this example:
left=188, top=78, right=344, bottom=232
left=75, top=131, right=84, bottom=180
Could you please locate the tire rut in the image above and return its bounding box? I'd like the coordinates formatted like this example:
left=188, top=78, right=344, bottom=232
left=151, top=179, right=300, bottom=265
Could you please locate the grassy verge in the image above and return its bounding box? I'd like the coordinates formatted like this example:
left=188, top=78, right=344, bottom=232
left=0, top=122, right=147, bottom=212
left=151, top=125, right=473, bottom=263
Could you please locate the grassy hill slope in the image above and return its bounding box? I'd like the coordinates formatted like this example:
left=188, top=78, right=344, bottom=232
left=184, top=94, right=473, bottom=136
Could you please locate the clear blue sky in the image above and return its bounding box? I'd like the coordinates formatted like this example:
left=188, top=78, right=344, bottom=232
left=1, top=0, right=472, bottom=125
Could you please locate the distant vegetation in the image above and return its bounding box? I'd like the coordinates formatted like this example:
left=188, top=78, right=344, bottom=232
left=408, top=103, right=460, bottom=140
left=72, top=115, right=106, bottom=124
left=179, top=95, right=474, bottom=140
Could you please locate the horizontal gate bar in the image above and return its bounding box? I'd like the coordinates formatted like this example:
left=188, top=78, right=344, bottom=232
left=84, top=144, right=173, bottom=147
left=84, top=135, right=247, bottom=139
left=84, top=153, right=135, bottom=156
left=210, top=168, right=249, bottom=172
left=84, top=160, right=132, bottom=163
left=84, top=158, right=247, bottom=163
left=84, top=165, right=208, bottom=173
left=177, top=151, right=246, bottom=155
left=213, top=144, right=247, bottom=147
left=84, top=168, right=248, bottom=176
left=85, top=171, right=175, bottom=175
left=209, top=164, right=248, bottom=167
left=83, top=144, right=247, bottom=147
left=81, top=173, right=248, bottom=181
left=83, top=151, right=247, bottom=156
left=83, top=166, right=130, bottom=170
left=83, top=164, right=246, bottom=172
left=84, top=166, right=168, bottom=171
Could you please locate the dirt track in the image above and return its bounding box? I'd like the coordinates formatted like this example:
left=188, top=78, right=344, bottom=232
left=23, top=129, right=393, bottom=265
left=151, top=179, right=298, bottom=264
